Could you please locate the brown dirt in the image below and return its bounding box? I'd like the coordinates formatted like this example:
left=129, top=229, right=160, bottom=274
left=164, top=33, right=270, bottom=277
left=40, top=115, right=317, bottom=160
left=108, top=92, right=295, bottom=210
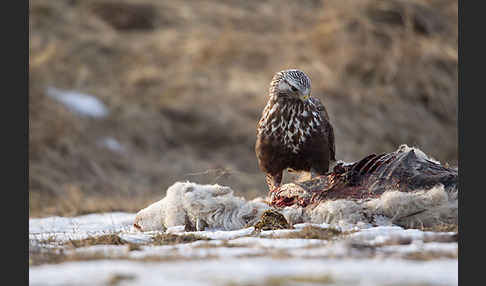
left=282, top=225, right=345, bottom=240
left=151, top=233, right=211, bottom=245
left=29, top=0, right=457, bottom=217
left=64, top=234, right=126, bottom=248
left=61, top=232, right=210, bottom=248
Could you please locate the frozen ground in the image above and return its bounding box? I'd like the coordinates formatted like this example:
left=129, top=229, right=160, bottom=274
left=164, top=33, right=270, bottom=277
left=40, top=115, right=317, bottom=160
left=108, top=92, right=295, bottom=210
left=29, top=212, right=458, bottom=286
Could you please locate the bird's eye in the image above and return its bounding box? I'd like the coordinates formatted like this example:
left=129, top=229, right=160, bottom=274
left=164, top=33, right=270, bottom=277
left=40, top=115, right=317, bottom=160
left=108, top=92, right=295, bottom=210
left=290, top=86, right=298, bottom=92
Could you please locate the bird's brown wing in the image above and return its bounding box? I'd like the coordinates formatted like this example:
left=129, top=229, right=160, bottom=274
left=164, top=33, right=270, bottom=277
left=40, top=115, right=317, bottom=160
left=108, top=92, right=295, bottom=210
left=311, top=97, right=336, bottom=162
left=325, top=119, right=336, bottom=162
left=255, top=130, right=286, bottom=191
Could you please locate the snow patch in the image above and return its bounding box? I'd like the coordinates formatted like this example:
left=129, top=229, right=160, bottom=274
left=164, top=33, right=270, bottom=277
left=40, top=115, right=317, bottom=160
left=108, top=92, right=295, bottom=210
left=29, top=212, right=458, bottom=286
left=99, top=137, right=125, bottom=152
left=46, top=86, right=109, bottom=118
left=29, top=258, right=458, bottom=286
left=29, top=212, right=135, bottom=234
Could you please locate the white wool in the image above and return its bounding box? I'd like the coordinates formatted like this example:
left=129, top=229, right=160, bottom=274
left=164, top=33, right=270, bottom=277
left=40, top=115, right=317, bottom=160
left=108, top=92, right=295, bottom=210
left=135, top=182, right=269, bottom=231
left=181, top=182, right=269, bottom=230
left=134, top=182, right=195, bottom=231
left=364, top=185, right=456, bottom=228
left=164, top=182, right=190, bottom=226
left=134, top=197, right=167, bottom=232
left=308, top=199, right=367, bottom=227
left=135, top=181, right=458, bottom=232
left=280, top=206, right=309, bottom=225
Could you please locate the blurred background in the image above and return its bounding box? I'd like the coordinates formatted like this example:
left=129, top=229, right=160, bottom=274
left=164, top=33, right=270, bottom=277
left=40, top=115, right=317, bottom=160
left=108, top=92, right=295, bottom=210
left=29, top=0, right=457, bottom=217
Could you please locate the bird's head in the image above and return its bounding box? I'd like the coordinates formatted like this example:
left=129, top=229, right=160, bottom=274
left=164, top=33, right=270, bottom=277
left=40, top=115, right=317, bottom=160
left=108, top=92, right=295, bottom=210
left=269, top=69, right=312, bottom=102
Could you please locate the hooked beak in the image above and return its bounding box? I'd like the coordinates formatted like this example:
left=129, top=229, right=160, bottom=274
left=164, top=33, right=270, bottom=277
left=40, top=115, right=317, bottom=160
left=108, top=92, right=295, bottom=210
left=299, top=92, right=311, bottom=101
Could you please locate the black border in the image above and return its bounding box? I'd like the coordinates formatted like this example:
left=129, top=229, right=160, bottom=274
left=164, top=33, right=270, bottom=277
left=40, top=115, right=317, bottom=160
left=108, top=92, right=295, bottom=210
left=1, top=0, right=29, bottom=283
left=458, top=0, right=482, bottom=285
left=457, top=0, right=462, bottom=283
left=18, top=0, right=28, bottom=284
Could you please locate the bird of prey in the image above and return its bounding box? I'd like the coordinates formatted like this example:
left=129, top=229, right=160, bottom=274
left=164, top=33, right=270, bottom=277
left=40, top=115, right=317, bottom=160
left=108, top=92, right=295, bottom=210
left=256, top=69, right=336, bottom=193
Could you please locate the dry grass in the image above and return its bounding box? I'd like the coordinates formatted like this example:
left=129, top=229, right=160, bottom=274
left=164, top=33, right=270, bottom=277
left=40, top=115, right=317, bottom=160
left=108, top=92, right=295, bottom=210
left=64, top=233, right=126, bottom=248
left=282, top=225, right=345, bottom=240
left=29, top=185, right=159, bottom=217
left=421, top=223, right=459, bottom=233
left=29, top=0, right=457, bottom=217
left=226, top=274, right=335, bottom=286
left=29, top=246, right=115, bottom=266
left=57, top=232, right=210, bottom=248
left=404, top=251, right=458, bottom=261
left=151, top=233, right=210, bottom=245
left=30, top=232, right=210, bottom=265
left=106, top=273, right=137, bottom=286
